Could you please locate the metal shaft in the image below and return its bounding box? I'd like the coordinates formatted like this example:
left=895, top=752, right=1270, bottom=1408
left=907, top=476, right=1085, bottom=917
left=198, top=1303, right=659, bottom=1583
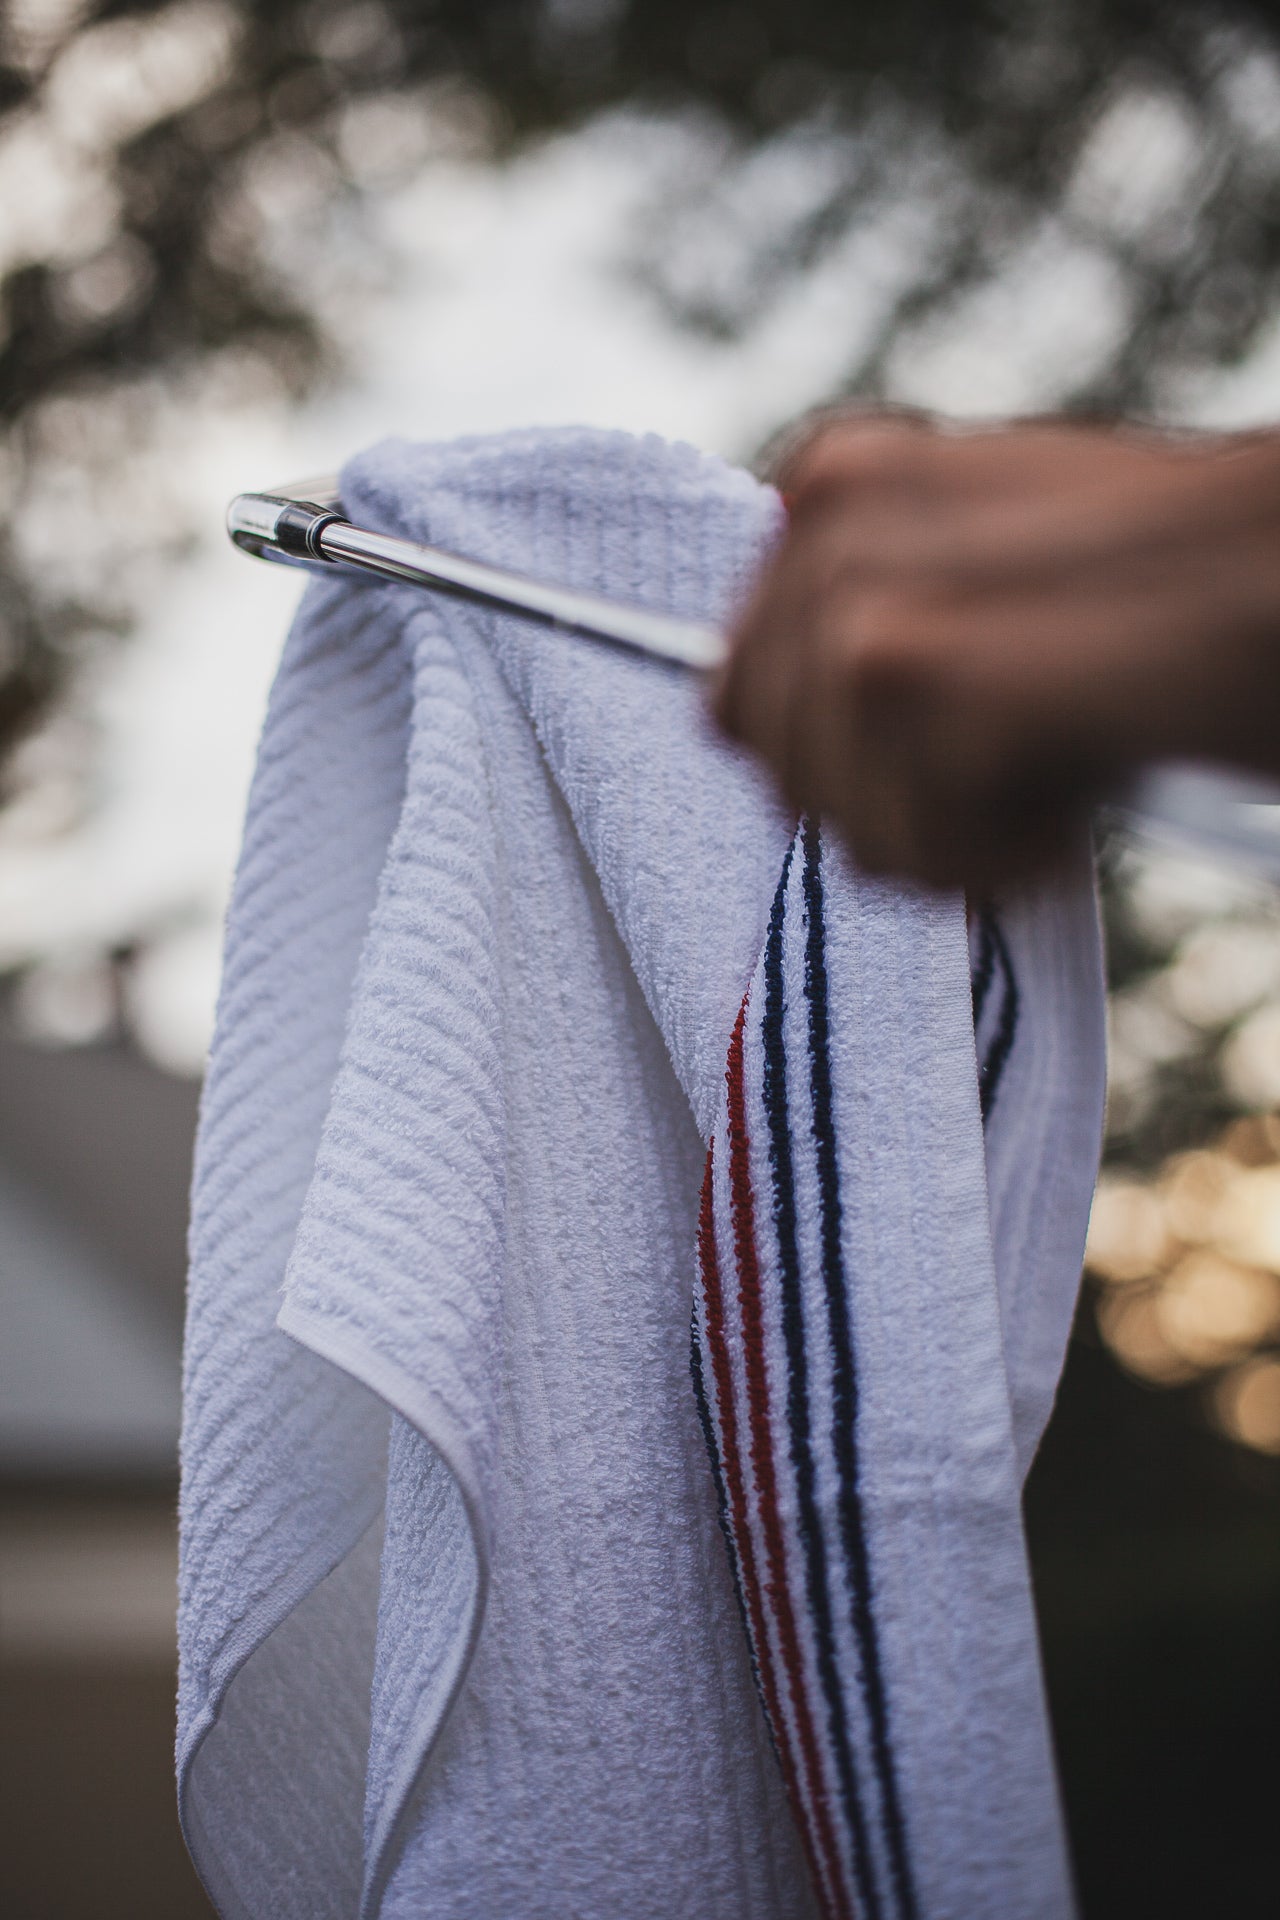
left=227, top=489, right=724, bottom=671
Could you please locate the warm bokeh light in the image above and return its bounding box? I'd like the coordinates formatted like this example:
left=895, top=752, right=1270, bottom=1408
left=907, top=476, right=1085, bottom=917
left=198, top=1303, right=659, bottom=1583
left=1211, top=1354, right=1280, bottom=1453
left=1162, top=919, right=1280, bottom=1029
left=1084, top=1177, right=1172, bottom=1284
left=1156, top=1251, right=1280, bottom=1370
left=1160, top=1149, right=1237, bottom=1244
left=1220, top=999, right=1280, bottom=1109
left=1209, top=1163, right=1280, bottom=1270
left=1086, top=1107, right=1280, bottom=1446
left=1095, top=1285, right=1199, bottom=1387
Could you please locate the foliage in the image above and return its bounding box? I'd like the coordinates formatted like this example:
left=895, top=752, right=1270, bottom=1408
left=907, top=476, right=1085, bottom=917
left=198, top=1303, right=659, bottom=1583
left=1, top=1, right=1279, bottom=758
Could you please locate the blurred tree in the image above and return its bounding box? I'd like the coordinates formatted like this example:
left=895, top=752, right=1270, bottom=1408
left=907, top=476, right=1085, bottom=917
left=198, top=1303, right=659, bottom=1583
left=1, top=0, right=1280, bottom=757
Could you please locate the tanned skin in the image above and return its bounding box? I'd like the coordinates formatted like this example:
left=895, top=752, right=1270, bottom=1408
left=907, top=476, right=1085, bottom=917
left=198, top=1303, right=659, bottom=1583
left=715, top=413, right=1280, bottom=891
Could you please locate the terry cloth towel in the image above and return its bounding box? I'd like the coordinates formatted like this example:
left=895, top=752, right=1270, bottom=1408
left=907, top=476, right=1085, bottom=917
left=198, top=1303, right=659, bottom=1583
left=178, top=428, right=1106, bottom=1920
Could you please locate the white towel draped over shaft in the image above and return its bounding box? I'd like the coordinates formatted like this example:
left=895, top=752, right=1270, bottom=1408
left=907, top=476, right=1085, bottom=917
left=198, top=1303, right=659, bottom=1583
left=178, top=428, right=1106, bottom=1920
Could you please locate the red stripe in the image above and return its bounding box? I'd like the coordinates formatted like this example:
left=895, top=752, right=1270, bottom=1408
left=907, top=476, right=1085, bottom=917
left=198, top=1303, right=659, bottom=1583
left=698, top=1136, right=829, bottom=1909
left=722, top=999, right=851, bottom=1919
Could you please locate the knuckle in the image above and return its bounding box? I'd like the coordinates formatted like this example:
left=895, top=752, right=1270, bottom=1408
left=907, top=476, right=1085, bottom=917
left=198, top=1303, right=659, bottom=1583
left=838, top=588, right=920, bottom=673
left=786, top=417, right=925, bottom=505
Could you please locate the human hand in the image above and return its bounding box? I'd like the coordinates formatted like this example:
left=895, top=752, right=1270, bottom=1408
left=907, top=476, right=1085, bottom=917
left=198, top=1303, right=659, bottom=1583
left=715, top=414, right=1280, bottom=890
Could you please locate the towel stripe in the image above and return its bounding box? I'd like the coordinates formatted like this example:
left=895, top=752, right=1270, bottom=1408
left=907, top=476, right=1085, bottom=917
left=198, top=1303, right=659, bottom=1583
left=690, top=1157, right=768, bottom=1724
left=693, top=1126, right=834, bottom=1911
left=801, top=820, right=917, bottom=1920
left=694, top=831, right=1020, bottom=1918
left=761, top=844, right=880, bottom=1920
left=725, top=1004, right=852, bottom=1918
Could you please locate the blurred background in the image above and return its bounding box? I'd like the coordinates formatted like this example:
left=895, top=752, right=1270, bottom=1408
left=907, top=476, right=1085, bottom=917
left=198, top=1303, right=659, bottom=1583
left=0, top=2, right=1278, bottom=1915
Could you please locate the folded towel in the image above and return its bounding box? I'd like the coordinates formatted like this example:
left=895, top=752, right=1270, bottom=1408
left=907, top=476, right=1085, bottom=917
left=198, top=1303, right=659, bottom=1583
left=178, top=428, right=1106, bottom=1920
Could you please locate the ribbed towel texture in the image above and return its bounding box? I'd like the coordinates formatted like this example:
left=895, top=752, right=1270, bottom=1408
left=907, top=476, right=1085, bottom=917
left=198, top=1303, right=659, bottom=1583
left=178, top=428, right=1106, bottom=1920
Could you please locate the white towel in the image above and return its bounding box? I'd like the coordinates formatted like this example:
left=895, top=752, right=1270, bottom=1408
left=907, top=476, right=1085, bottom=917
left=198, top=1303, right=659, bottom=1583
left=178, top=427, right=1106, bottom=1920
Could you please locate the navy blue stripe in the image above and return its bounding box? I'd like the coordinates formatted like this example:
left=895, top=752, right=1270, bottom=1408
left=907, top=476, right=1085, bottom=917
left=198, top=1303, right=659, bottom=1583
left=977, top=914, right=1020, bottom=1124
left=802, top=818, right=918, bottom=1920
left=689, top=1308, right=773, bottom=1743
left=761, top=836, right=880, bottom=1920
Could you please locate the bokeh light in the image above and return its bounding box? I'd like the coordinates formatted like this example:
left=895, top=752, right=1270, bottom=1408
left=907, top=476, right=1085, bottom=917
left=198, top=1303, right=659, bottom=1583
left=1212, top=1353, right=1280, bottom=1452
left=1087, top=1087, right=1280, bottom=1449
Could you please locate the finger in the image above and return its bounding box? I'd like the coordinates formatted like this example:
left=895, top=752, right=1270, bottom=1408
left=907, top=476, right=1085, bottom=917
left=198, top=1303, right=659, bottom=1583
left=762, top=582, right=865, bottom=821
left=714, top=515, right=848, bottom=750
left=785, top=616, right=934, bottom=878
left=798, top=601, right=1012, bottom=887
left=713, top=594, right=813, bottom=786
left=831, top=754, right=1082, bottom=892
left=924, top=789, right=1082, bottom=893
left=827, top=751, right=937, bottom=883
left=768, top=403, right=935, bottom=494
left=737, top=573, right=1090, bottom=890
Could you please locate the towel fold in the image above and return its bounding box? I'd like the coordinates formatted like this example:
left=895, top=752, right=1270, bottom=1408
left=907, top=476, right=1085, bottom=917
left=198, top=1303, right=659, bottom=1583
left=178, top=427, right=1106, bottom=1920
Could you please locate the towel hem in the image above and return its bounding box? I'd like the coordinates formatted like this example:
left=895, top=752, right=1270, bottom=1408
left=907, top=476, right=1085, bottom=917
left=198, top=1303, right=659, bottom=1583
left=178, top=1497, right=385, bottom=1920
left=275, top=1297, right=492, bottom=1920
